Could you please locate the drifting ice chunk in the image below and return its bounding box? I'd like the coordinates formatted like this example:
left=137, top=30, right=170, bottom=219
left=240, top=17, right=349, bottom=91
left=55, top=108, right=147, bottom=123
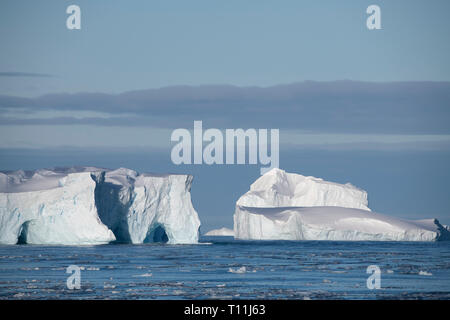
left=204, top=227, right=234, bottom=237
left=234, top=206, right=450, bottom=241
left=237, top=168, right=370, bottom=210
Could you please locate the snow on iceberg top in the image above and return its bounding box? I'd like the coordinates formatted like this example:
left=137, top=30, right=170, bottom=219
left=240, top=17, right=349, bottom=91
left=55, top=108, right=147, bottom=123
left=236, top=168, right=370, bottom=211
left=0, top=167, right=104, bottom=193
left=0, top=166, right=192, bottom=193
left=100, top=168, right=193, bottom=190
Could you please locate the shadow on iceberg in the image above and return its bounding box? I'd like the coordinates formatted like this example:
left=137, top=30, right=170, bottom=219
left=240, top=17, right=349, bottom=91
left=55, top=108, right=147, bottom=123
left=144, top=225, right=169, bottom=243
left=91, top=168, right=200, bottom=245
left=17, top=221, right=30, bottom=245
left=93, top=172, right=133, bottom=243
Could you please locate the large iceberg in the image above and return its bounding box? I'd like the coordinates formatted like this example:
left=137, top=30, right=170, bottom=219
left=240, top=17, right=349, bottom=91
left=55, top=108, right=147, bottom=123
left=234, top=168, right=450, bottom=241
left=0, top=167, right=200, bottom=245
left=93, top=168, right=200, bottom=244
left=234, top=206, right=450, bottom=241
left=0, top=168, right=115, bottom=245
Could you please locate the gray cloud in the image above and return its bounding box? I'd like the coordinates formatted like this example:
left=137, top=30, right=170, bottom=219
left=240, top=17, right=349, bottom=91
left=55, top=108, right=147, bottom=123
left=0, top=81, right=449, bottom=134
left=0, top=72, right=54, bottom=78
left=0, top=116, right=151, bottom=126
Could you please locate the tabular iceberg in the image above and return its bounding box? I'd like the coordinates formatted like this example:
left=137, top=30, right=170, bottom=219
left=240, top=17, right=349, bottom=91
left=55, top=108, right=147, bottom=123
left=93, top=168, right=200, bottom=244
left=0, top=167, right=200, bottom=245
left=234, top=168, right=450, bottom=241
left=0, top=168, right=115, bottom=245
left=234, top=206, right=450, bottom=241
left=204, top=227, right=234, bottom=237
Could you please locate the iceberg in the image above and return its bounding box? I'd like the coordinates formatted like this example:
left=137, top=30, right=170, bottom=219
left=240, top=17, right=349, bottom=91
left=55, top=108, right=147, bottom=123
left=237, top=168, right=370, bottom=210
left=0, top=168, right=115, bottom=245
left=234, top=206, right=450, bottom=241
left=93, top=168, right=200, bottom=244
left=204, top=227, right=234, bottom=237
left=233, top=168, right=450, bottom=241
left=0, top=167, right=200, bottom=245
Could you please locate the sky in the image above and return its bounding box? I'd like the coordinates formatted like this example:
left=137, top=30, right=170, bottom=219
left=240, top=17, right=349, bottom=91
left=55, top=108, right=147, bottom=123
left=1, top=0, right=450, bottom=95
left=0, top=0, right=450, bottom=231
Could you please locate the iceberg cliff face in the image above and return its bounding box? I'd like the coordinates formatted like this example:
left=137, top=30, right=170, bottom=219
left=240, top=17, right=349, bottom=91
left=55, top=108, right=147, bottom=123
left=234, top=206, right=450, bottom=241
left=237, top=168, right=370, bottom=211
left=0, top=169, right=115, bottom=245
left=93, top=168, right=200, bottom=244
left=234, top=168, right=449, bottom=241
left=0, top=167, right=200, bottom=245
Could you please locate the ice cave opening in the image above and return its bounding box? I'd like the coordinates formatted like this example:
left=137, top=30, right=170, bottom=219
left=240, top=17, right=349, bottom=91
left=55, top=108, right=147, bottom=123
left=144, top=225, right=169, bottom=243
left=17, top=221, right=30, bottom=244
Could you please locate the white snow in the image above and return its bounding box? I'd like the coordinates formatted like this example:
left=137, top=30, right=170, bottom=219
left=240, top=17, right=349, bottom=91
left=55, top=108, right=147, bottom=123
left=237, top=168, right=370, bottom=210
left=204, top=227, right=234, bottom=237
left=233, top=168, right=450, bottom=241
left=0, top=167, right=200, bottom=245
left=234, top=205, right=450, bottom=241
left=0, top=167, right=103, bottom=193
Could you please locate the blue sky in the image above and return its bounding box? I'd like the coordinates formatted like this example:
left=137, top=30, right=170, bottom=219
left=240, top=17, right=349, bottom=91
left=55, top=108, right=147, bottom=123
left=0, top=1, right=450, bottom=230
left=1, top=0, right=450, bottom=95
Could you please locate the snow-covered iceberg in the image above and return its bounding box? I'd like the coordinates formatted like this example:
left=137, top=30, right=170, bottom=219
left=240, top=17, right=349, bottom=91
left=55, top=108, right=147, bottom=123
left=93, top=168, right=200, bottom=244
left=204, top=227, right=234, bottom=237
left=0, top=168, right=115, bottom=245
left=237, top=168, right=370, bottom=210
left=0, top=167, right=200, bottom=245
left=234, top=206, right=450, bottom=241
left=233, top=168, right=450, bottom=241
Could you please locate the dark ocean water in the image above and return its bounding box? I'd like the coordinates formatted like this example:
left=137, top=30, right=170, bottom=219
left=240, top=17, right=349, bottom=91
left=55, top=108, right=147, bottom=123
left=0, top=237, right=449, bottom=300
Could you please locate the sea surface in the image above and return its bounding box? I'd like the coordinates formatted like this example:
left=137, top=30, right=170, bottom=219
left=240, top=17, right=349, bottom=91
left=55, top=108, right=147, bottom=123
left=0, top=237, right=449, bottom=300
